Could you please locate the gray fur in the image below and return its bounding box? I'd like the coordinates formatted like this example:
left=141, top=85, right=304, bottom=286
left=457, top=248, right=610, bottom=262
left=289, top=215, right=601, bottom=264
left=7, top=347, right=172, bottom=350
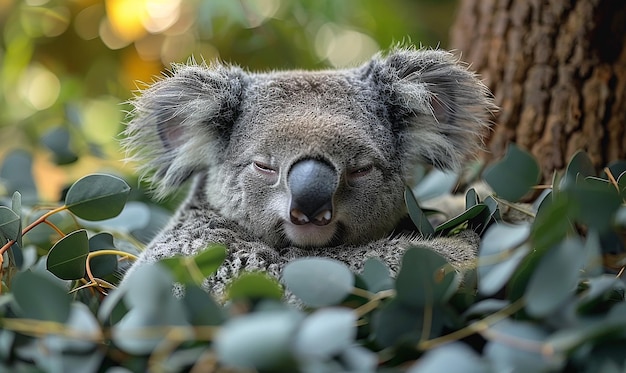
left=122, top=47, right=495, bottom=295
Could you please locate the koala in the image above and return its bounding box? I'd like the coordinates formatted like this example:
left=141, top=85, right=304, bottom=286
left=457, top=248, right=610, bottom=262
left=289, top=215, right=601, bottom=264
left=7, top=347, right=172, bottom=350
left=121, top=47, right=495, bottom=297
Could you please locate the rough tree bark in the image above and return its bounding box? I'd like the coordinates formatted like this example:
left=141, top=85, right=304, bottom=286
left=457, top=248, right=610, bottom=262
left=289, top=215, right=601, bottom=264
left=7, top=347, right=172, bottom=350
left=451, top=0, right=626, bottom=179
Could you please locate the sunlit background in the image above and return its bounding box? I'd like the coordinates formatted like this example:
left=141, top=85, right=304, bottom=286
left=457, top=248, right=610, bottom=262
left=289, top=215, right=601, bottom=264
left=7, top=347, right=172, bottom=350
left=0, top=0, right=457, bottom=202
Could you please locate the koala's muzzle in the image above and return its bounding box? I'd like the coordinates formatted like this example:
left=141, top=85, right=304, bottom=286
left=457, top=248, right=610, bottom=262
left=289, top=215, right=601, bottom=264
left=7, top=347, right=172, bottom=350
left=288, top=159, right=338, bottom=226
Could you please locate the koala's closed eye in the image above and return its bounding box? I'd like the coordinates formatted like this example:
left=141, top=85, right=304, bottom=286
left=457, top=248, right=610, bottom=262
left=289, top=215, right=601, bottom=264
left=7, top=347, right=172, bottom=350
left=350, top=164, right=373, bottom=174
left=253, top=161, right=277, bottom=175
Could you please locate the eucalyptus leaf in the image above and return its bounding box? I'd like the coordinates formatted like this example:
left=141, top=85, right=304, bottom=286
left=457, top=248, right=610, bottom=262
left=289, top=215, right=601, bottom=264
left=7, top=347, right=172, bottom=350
left=0, top=206, right=20, bottom=242
left=282, top=257, right=354, bottom=308
left=88, top=232, right=118, bottom=278
left=32, top=348, right=105, bottom=373
left=531, top=193, right=573, bottom=253
left=340, top=345, right=378, bottom=373
left=545, top=318, right=626, bottom=357
left=360, top=258, right=393, bottom=293
left=576, top=275, right=625, bottom=315
left=409, top=342, right=490, bottom=373
left=372, top=298, right=424, bottom=348
left=79, top=201, right=151, bottom=232
left=412, top=168, right=458, bottom=201
left=293, top=308, right=357, bottom=360
left=11, top=191, right=22, bottom=247
left=395, top=246, right=458, bottom=308
left=375, top=298, right=446, bottom=349
left=483, top=144, right=540, bottom=202
left=226, top=271, right=283, bottom=301
left=484, top=195, right=502, bottom=221
left=65, top=174, right=130, bottom=221
left=46, top=229, right=89, bottom=280
left=525, top=238, right=585, bottom=318
left=566, top=180, right=621, bottom=232
left=484, top=319, right=559, bottom=372
left=465, top=188, right=479, bottom=208
left=0, top=149, right=38, bottom=203
left=215, top=310, right=302, bottom=370
left=405, top=187, right=435, bottom=237
left=604, top=160, right=626, bottom=182
left=160, top=244, right=227, bottom=285
left=44, top=302, right=101, bottom=353
left=11, top=270, right=71, bottom=323
left=113, top=264, right=191, bottom=355
left=478, top=223, right=531, bottom=296
left=183, top=285, right=224, bottom=326
left=435, top=204, right=487, bottom=234
left=41, top=126, right=78, bottom=165
left=560, top=150, right=596, bottom=190
left=463, top=299, right=511, bottom=321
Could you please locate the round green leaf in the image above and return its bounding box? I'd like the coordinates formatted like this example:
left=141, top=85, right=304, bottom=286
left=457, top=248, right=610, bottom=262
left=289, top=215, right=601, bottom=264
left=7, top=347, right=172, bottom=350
left=44, top=302, right=100, bottom=353
left=463, top=299, right=510, bottom=320
left=360, top=258, right=393, bottom=293
left=80, top=202, right=151, bottom=232
left=0, top=206, right=20, bottom=242
left=412, top=169, right=458, bottom=201
left=546, top=318, right=626, bottom=358
left=408, top=342, right=489, bottom=373
left=525, top=238, right=585, bottom=318
left=183, top=286, right=224, bottom=326
left=282, top=258, right=354, bottom=308
left=559, top=150, right=595, bottom=190
left=340, top=345, right=378, bottom=372
left=0, top=149, right=38, bottom=203
left=88, top=232, right=118, bottom=278
left=531, top=193, right=573, bottom=252
left=405, top=187, right=435, bottom=237
left=465, top=188, right=479, bottom=208
left=576, top=275, right=624, bottom=315
left=293, top=308, right=357, bottom=360
left=483, top=143, right=540, bottom=202
left=215, top=310, right=302, bottom=370
left=226, top=271, right=283, bottom=301
left=41, top=127, right=78, bottom=165
left=478, top=223, right=531, bottom=296
left=113, top=264, right=191, bottom=355
left=484, top=319, right=559, bottom=372
left=395, top=246, right=458, bottom=308
left=567, top=181, right=622, bottom=232
left=47, top=229, right=89, bottom=280
left=65, top=174, right=130, bottom=221
left=160, top=244, right=227, bottom=284
left=12, top=270, right=71, bottom=323
left=372, top=298, right=431, bottom=348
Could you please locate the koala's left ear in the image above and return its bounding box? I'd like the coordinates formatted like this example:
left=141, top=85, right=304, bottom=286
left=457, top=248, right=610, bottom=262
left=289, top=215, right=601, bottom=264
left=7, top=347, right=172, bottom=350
left=365, top=48, right=496, bottom=171
left=123, top=62, right=245, bottom=198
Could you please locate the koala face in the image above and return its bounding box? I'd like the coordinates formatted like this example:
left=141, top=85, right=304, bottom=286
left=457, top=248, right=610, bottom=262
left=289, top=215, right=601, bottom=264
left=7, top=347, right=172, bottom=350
left=124, top=48, right=494, bottom=248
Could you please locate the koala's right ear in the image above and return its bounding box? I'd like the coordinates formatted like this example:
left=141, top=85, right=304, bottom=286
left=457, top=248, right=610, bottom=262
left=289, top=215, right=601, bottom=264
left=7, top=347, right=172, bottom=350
left=123, top=62, right=244, bottom=198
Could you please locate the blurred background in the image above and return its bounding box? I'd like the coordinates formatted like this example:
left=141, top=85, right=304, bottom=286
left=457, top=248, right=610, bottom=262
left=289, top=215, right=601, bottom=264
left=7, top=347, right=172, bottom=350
left=0, top=0, right=458, bottom=204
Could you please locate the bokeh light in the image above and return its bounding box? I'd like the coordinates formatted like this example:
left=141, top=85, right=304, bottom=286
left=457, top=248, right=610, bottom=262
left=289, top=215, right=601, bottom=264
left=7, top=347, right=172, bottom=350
left=17, top=64, right=60, bottom=111
left=0, top=0, right=457, bottom=201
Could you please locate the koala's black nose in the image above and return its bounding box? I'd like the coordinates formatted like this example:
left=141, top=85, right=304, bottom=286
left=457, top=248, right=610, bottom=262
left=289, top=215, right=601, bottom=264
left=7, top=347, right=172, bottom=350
left=288, top=158, right=338, bottom=226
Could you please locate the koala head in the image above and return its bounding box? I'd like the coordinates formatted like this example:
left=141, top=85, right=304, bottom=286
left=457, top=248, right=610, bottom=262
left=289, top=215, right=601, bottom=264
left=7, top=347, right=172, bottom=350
left=124, top=48, right=494, bottom=248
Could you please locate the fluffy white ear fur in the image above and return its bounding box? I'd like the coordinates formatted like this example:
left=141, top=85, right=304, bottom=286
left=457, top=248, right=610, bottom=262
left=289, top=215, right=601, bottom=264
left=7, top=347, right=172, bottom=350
left=122, top=62, right=244, bottom=199
left=372, top=48, right=495, bottom=171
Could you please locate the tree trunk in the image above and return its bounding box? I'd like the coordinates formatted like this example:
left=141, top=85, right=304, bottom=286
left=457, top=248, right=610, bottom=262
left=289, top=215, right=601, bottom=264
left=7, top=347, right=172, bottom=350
left=451, top=0, right=626, bottom=179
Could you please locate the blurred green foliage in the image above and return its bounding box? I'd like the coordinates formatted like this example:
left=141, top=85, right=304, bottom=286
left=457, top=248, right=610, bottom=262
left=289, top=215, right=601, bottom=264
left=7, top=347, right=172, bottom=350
left=0, top=148, right=624, bottom=372
left=0, top=0, right=456, bottom=202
